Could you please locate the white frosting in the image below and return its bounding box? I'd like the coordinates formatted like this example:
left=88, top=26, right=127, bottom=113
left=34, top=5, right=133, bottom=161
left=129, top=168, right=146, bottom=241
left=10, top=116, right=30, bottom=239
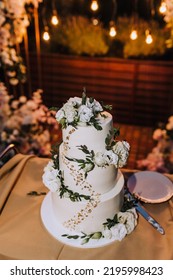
left=52, top=171, right=124, bottom=234
left=59, top=144, right=118, bottom=194
left=62, top=112, right=113, bottom=157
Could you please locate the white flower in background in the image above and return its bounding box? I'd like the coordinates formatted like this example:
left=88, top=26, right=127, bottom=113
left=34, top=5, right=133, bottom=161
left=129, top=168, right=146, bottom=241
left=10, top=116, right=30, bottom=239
left=42, top=161, right=61, bottom=192
left=0, top=83, right=59, bottom=156
left=78, top=105, right=94, bottom=123
left=153, top=128, right=165, bottom=141
left=0, top=0, right=42, bottom=85
left=137, top=115, right=173, bottom=173
left=1, top=131, right=7, bottom=141
left=164, top=0, right=173, bottom=24
left=19, top=95, right=27, bottom=104
left=166, top=116, right=173, bottom=130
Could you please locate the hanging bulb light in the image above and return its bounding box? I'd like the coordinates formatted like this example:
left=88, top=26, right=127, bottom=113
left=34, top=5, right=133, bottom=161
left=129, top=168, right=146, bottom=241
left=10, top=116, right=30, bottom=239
left=90, top=0, right=99, bottom=12
left=51, top=10, right=59, bottom=26
left=145, top=29, right=153, bottom=44
left=92, top=17, right=99, bottom=26
left=130, top=29, right=138, bottom=40
left=109, top=21, right=117, bottom=37
left=43, top=26, right=50, bottom=41
left=159, top=1, right=167, bottom=14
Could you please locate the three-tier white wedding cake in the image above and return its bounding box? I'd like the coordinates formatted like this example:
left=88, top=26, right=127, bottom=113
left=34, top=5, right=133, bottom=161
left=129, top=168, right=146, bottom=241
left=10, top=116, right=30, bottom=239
left=41, top=92, right=137, bottom=247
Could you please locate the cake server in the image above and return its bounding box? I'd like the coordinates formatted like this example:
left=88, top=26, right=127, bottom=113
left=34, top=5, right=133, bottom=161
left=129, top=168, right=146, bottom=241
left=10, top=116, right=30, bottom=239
left=124, top=188, right=165, bottom=235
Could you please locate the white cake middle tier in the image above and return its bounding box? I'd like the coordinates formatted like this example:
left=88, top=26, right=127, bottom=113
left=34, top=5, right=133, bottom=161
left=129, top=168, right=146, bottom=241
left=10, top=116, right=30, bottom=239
left=59, top=143, right=118, bottom=195
left=51, top=170, right=124, bottom=234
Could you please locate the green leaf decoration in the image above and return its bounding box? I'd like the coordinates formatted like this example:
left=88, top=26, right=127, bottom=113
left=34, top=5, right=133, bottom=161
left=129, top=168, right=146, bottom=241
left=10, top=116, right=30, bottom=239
left=27, top=191, right=46, bottom=196
left=93, top=122, right=102, bottom=130
left=78, top=145, right=90, bottom=154
left=62, top=234, right=79, bottom=240
left=102, top=104, right=112, bottom=111
left=91, top=232, right=102, bottom=239
left=114, top=127, right=120, bottom=138
left=103, top=214, right=118, bottom=229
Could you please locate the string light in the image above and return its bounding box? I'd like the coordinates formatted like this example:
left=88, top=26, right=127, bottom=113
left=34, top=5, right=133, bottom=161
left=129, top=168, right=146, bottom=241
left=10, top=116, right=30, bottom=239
left=145, top=29, right=153, bottom=44
left=159, top=1, right=167, bottom=14
left=130, top=0, right=138, bottom=40
left=108, top=0, right=117, bottom=38
left=92, top=17, right=99, bottom=26
left=130, top=29, right=138, bottom=40
left=51, top=10, right=59, bottom=26
left=109, top=21, right=117, bottom=37
left=90, top=0, right=99, bottom=12
left=43, top=26, right=50, bottom=41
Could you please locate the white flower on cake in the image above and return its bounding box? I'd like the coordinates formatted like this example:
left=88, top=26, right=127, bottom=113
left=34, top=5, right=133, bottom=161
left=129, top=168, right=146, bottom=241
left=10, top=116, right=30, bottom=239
left=78, top=105, right=94, bottom=123
left=102, top=223, right=127, bottom=241
left=42, top=161, right=61, bottom=192
left=110, top=223, right=127, bottom=241
left=117, top=210, right=137, bottom=234
left=94, top=152, right=107, bottom=167
left=105, top=150, right=119, bottom=165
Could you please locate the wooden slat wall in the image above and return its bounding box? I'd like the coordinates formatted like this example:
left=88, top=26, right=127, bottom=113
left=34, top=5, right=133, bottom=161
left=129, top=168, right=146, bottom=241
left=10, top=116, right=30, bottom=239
left=29, top=53, right=173, bottom=126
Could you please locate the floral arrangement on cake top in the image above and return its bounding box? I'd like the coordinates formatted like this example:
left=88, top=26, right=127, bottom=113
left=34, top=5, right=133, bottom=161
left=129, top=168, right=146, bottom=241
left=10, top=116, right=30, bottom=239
left=137, top=116, right=173, bottom=173
left=54, top=89, right=112, bottom=130
left=0, top=82, right=59, bottom=156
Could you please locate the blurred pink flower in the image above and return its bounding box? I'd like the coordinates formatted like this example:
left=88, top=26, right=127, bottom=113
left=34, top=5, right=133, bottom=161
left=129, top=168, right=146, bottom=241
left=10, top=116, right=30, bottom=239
left=137, top=116, right=173, bottom=173
left=0, top=83, right=60, bottom=157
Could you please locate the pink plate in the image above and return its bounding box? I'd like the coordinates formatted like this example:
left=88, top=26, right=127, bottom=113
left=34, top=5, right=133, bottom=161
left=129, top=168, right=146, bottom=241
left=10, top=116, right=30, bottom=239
left=127, top=171, right=173, bottom=203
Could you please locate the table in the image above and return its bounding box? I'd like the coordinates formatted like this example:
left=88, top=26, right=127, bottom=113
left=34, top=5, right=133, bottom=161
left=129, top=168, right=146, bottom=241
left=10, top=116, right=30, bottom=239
left=0, top=154, right=173, bottom=260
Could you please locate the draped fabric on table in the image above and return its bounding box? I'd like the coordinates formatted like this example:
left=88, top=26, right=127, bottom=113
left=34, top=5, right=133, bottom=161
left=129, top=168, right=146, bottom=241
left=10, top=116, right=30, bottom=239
left=0, top=154, right=173, bottom=260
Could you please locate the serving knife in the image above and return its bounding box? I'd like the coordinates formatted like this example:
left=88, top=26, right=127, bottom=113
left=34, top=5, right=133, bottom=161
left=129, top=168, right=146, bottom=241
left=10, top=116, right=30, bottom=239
left=124, top=188, right=165, bottom=235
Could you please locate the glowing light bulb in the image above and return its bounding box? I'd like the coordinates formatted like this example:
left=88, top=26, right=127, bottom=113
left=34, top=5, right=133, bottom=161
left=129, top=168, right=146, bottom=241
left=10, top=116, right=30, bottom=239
left=51, top=10, right=59, bottom=26
left=43, top=27, right=50, bottom=41
left=159, top=1, right=167, bottom=14
left=145, top=30, right=153, bottom=44
left=91, top=1, right=99, bottom=12
left=51, top=15, right=59, bottom=25
left=130, top=29, right=138, bottom=40
left=109, top=26, right=117, bottom=37
left=92, top=18, right=99, bottom=26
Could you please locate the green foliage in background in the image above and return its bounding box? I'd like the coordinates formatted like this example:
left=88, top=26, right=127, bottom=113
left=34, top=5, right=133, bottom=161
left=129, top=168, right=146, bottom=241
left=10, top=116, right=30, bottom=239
left=42, top=15, right=171, bottom=60
left=113, top=17, right=170, bottom=59
left=50, top=16, right=109, bottom=56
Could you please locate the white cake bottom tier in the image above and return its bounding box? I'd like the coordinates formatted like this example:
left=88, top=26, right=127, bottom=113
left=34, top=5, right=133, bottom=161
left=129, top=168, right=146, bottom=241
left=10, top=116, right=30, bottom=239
left=51, top=170, right=124, bottom=234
